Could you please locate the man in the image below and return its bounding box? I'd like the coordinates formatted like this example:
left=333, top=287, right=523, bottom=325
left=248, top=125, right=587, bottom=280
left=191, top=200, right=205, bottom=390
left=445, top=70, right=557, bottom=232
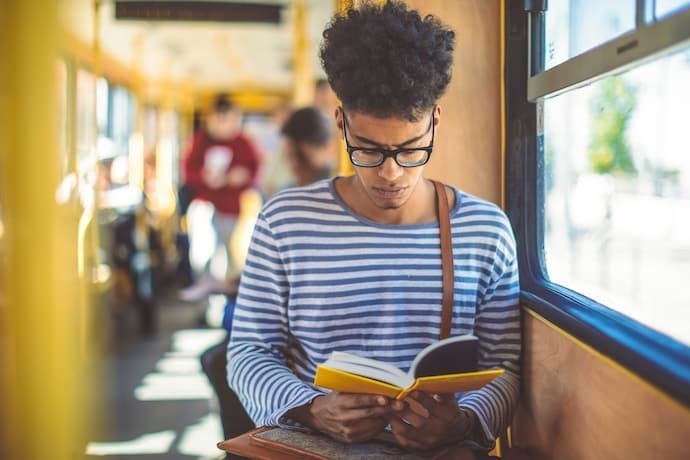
left=228, top=1, right=520, bottom=455
left=180, top=94, right=261, bottom=301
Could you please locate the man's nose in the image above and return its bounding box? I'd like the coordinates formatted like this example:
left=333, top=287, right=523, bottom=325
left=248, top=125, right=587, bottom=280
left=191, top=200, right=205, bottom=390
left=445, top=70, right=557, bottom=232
left=377, top=157, right=403, bottom=181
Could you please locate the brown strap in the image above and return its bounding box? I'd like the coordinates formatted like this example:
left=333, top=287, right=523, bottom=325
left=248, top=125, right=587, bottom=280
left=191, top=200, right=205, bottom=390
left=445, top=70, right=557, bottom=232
left=433, top=180, right=454, bottom=340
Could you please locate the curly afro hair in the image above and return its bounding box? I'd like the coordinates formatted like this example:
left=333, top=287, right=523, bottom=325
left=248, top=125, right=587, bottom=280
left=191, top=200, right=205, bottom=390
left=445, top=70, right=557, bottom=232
left=320, top=0, right=455, bottom=121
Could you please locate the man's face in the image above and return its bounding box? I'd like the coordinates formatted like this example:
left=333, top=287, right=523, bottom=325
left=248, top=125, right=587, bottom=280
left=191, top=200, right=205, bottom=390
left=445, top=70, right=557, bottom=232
left=336, top=107, right=438, bottom=212
left=283, top=138, right=334, bottom=186
left=207, top=109, right=241, bottom=140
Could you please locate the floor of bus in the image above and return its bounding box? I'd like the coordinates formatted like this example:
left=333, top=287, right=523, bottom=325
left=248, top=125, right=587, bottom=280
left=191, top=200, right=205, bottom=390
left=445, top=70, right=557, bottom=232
left=84, top=285, right=228, bottom=460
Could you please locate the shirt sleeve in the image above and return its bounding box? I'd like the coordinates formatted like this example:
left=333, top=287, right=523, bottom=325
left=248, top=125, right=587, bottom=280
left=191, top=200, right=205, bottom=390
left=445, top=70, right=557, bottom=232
left=243, top=137, right=263, bottom=186
left=183, top=131, right=206, bottom=189
left=227, top=212, right=325, bottom=428
left=458, top=220, right=521, bottom=450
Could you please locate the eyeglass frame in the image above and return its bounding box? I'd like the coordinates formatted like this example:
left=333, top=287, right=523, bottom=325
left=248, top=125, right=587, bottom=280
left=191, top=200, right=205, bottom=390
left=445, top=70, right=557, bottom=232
left=341, top=107, right=436, bottom=168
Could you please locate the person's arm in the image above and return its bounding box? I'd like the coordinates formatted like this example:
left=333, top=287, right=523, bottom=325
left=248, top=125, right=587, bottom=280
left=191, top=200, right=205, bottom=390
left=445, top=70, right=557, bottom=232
left=457, top=218, right=521, bottom=449
left=226, top=137, right=263, bottom=189
left=227, top=212, right=325, bottom=428
left=183, top=131, right=206, bottom=189
left=244, top=136, right=262, bottom=186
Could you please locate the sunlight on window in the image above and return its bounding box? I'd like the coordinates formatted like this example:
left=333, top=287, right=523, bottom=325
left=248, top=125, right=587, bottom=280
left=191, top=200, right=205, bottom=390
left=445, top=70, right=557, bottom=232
left=545, top=0, right=635, bottom=70
left=543, top=47, right=690, bottom=345
left=656, top=0, right=690, bottom=18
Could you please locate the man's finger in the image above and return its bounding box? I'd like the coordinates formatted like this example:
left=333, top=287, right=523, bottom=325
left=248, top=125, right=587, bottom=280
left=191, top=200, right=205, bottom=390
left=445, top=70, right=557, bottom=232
left=405, top=397, right=430, bottom=418
left=388, top=418, right=431, bottom=450
left=335, top=404, right=393, bottom=423
left=337, top=393, right=390, bottom=409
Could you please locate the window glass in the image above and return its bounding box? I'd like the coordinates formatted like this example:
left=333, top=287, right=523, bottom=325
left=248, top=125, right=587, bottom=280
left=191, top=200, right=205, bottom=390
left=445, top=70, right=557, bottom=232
left=76, top=69, right=96, bottom=165
left=56, top=60, right=68, bottom=165
left=76, top=69, right=97, bottom=208
left=545, top=0, right=636, bottom=70
left=142, top=105, right=158, bottom=153
left=96, top=77, right=109, bottom=136
left=54, top=59, right=77, bottom=206
left=543, top=46, right=690, bottom=346
left=110, top=86, right=136, bottom=155
left=656, top=0, right=690, bottom=18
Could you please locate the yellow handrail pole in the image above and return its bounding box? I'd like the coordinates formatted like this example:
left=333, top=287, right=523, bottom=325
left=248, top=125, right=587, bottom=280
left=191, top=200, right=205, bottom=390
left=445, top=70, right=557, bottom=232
left=66, top=60, right=79, bottom=176
left=154, top=55, right=177, bottom=218
left=334, top=0, right=355, bottom=176
left=336, top=0, right=354, bottom=12
left=0, top=0, right=84, bottom=458
left=129, top=34, right=145, bottom=192
left=292, top=0, right=314, bottom=107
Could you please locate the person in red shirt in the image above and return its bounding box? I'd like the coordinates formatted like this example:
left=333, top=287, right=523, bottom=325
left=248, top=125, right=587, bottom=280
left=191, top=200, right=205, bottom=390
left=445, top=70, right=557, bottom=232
left=201, top=106, right=335, bottom=448
left=180, top=94, right=262, bottom=301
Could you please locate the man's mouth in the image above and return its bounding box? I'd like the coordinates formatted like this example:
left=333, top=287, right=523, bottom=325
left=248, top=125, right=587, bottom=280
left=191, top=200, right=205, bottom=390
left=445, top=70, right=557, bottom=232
left=372, top=186, right=407, bottom=198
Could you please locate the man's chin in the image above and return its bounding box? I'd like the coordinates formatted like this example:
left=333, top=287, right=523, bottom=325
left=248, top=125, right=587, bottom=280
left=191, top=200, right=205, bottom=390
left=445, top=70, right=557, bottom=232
left=370, top=196, right=406, bottom=210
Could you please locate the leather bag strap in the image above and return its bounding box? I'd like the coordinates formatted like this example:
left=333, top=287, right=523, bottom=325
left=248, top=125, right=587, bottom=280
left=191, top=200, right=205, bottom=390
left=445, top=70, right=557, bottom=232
left=433, top=180, right=454, bottom=340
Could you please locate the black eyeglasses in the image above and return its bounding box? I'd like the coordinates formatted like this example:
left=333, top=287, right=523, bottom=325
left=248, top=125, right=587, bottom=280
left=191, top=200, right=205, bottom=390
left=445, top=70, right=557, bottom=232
left=342, top=108, right=435, bottom=168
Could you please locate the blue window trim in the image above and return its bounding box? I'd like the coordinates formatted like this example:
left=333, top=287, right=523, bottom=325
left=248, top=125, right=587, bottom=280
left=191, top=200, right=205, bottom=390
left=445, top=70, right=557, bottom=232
left=505, top=0, right=690, bottom=408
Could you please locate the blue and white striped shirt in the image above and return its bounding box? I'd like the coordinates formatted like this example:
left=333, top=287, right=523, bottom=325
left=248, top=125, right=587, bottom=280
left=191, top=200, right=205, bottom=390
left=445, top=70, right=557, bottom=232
left=228, top=178, right=520, bottom=445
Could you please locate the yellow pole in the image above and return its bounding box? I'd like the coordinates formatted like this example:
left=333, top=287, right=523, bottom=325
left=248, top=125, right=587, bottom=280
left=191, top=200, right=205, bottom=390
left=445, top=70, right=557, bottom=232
left=292, top=0, right=314, bottom=106
left=0, top=0, right=84, bottom=458
left=129, top=33, right=145, bottom=192
left=337, top=0, right=354, bottom=11
left=334, top=0, right=355, bottom=176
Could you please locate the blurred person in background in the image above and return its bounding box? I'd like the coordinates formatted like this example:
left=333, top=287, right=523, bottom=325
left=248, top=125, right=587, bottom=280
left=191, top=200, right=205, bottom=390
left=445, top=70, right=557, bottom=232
left=200, top=106, right=334, bottom=450
left=175, top=109, right=203, bottom=288
left=180, top=94, right=262, bottom=302
left=313, top=78, right=337, bottom=120
left=281, top=106, right=335, bottom=186
left=254, top=103, right=294, bottom=198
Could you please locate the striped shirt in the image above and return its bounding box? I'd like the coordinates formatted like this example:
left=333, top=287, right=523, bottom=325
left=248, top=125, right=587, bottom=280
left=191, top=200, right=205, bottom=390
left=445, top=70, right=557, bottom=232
left=228, top=178, right=520, bottom=446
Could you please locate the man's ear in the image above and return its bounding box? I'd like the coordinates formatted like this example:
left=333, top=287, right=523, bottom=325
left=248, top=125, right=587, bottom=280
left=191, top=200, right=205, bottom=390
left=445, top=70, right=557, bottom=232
left=334, top=106, right=345, bottom=139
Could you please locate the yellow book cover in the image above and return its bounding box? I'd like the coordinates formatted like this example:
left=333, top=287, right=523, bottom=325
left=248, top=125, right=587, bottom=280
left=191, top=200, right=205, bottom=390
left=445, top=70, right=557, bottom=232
left=313, top=335, right=504, bottom=399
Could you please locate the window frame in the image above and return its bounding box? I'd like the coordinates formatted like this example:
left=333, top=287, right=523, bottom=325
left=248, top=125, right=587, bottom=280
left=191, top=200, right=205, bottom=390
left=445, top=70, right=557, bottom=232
left=504, top=0, right=690, bottom=408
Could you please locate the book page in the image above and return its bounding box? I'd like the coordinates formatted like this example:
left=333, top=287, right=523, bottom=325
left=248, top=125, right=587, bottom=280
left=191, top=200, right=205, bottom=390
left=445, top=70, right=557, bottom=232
left=324, top=352, right=414, bottom=388
left=409, top=334, right=478, bottom=378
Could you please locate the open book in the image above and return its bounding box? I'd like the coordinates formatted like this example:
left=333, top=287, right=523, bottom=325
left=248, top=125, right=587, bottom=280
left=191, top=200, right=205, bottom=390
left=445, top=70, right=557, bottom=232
left=314, top=334, right=503, bottom=399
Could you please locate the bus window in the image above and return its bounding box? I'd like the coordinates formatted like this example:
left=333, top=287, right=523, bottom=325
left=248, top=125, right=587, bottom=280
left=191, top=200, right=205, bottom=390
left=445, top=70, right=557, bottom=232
left=76, top=68, right=97, bottom=210
left=110, top=85, right=137, bottom=158
left=542, top=46, right=690, bottom=346
left=508, top=0, right=690, bottom=405
left=96, top=77, right=109, bottom=137
left=56, top=59, right=68, bottom=166
left=656, top=0, right=690, bottom=18
left=77, top=68, right=96, bottom=166
left=545, top=1, right=636, bottom=70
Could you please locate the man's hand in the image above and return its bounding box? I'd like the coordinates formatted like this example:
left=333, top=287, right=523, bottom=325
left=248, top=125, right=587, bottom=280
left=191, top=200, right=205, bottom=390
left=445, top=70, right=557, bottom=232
left=287, top=393, right=392, bottom=444
left=226, top=166, right=251, bottom=187
left=202, top=168, right=228, bottom=189
left=387, top=392, right=472, bottom=451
